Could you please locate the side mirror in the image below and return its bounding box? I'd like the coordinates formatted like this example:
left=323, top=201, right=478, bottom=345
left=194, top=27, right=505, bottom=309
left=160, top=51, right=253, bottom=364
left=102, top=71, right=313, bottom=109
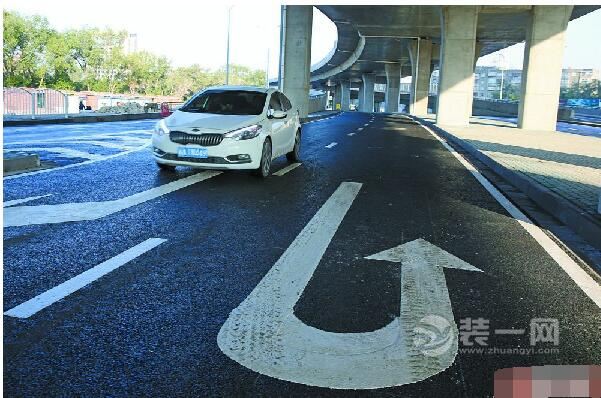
left=267, top=109, right=287, bottom=119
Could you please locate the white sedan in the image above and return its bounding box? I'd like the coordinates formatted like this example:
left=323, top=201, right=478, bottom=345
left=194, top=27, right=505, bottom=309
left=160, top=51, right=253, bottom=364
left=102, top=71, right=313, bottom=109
left=152, top=86, right=302, bottom=177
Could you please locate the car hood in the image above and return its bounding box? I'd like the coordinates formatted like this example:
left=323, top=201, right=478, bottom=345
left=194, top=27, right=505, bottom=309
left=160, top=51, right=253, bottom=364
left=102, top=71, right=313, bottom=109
left=165, top=111, right=264, bottom=133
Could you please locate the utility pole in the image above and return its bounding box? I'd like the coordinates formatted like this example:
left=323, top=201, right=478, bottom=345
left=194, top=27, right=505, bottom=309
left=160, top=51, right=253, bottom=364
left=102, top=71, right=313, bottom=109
left=265, top=48, right=270, bottom=88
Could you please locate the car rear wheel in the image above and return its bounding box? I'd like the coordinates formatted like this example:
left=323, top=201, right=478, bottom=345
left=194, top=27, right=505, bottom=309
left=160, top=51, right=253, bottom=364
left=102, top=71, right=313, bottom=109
left=255, top=138, right=272, bottom=178
left=156, top=162, right=176, bottom=172
left=286, top=129, right=301, bottom=162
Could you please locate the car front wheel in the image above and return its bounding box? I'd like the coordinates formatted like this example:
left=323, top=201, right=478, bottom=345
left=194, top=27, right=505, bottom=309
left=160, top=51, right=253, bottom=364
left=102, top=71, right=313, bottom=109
left=255, top=138, right=272, bottom=178
left=157, top=162, right=176, bottom=172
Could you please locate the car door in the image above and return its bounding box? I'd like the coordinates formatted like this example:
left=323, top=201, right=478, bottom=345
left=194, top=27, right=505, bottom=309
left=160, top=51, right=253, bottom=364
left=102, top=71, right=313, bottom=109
left=279, top=92, right=296, bottom=152
left=268, top=92, right=286, bottom=157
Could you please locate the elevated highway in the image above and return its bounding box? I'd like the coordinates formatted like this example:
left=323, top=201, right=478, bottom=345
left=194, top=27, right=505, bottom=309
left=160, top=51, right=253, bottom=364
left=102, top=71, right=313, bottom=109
left=278, top=5, right=599, bottom=130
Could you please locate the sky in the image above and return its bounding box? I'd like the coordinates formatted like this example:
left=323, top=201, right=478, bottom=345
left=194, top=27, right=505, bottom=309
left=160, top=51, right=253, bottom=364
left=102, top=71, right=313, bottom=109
left=4, top=1, right=601, bottom=76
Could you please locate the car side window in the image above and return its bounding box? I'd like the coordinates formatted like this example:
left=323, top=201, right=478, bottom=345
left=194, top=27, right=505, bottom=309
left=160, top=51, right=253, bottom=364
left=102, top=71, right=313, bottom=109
left=269, top=93, right=282, bottom=111
left=280, top=93, right=292, bottom=111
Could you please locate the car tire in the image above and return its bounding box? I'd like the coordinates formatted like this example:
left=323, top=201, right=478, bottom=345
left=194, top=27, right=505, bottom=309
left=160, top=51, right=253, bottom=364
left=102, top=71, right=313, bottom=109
left=156, top=162, right=176, bottom=172
left=286, top=129, right=301, bottom=162
left=255, top=138, right=272, bottom=178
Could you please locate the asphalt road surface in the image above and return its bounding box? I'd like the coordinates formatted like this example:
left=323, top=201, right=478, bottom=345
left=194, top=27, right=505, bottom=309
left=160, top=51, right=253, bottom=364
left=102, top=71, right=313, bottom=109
left=4, top=113, right=601, bottom=397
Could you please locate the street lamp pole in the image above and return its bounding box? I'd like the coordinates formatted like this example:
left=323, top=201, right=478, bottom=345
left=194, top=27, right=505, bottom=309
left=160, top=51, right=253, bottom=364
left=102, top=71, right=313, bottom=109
left=226, top=6, right=232, bottom=85
left=498, top=53, right=505, bottom=100
left=266, top=48, right=270, bottom=88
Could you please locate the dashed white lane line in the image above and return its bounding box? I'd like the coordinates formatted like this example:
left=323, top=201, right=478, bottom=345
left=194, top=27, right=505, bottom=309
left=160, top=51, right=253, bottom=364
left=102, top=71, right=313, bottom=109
left=274, top=162, right=302, bottom=176
left=413, top=117, right=601, bottom=309
left=325, top=142, right=338, bottom=149
left=4, top=170, right=221, bottom=227
left=4, top=238, right=167, bottom=318
left=363, top=123, right=369, bottom=127
left=347, top=133, right=356, bottom=137
left=4, top=144, right=150, bottom=181
left=4, top=194, right=52, bottom=207
left=357, top=127, right=364, bottom=131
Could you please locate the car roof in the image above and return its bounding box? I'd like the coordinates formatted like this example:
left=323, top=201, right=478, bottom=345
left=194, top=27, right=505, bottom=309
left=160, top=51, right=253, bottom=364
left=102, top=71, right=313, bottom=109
left=205, top=85, right=273, bottom=94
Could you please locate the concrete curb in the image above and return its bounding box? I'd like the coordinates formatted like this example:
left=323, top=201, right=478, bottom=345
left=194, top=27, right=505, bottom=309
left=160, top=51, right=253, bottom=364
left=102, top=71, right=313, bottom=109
left=414, top=117, right=601, bottom=250
left=4, top=112, right=162, bottom=127
left=3, top=153, right=40, bottom=173
left=565, top=119, right=601, bottom=128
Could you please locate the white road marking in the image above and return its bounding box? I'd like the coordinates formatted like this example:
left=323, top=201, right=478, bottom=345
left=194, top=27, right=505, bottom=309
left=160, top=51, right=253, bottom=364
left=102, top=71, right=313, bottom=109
left=4, top=144, right=150, bottom=181
left=4, top=147, right=103, bottom=160
left=347, top=133, right=356, bottom=136
left=413, top=117, right=601, bottom=309
left=5, top=130, right=151, bottom=146
left=357, top=127, right=364, bottom=131
left=218, top=184, right=481, bottom=389
left=4, top=194, right=52, bottom=207
left=274, top=162, right=302, bottom=176
left=72, top=139, right=149, bottom=150
left=4, top=238, right=166, bottom=318
left=325, top=142, right=338, bottom=148
left=4, top=171, right=221, bottom=227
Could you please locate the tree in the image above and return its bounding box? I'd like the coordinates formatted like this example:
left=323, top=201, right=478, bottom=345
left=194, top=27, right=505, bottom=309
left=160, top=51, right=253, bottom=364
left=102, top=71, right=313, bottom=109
left=561, top=79, right=600, bottom=99
left=3, top=11, right=53, bottom=87
left=3, top=10, right=269, bottom=99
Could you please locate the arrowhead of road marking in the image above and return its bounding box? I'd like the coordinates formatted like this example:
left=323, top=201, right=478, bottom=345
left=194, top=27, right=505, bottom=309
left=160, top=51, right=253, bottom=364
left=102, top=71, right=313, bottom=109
left=365, top=238, right=482, bottom=272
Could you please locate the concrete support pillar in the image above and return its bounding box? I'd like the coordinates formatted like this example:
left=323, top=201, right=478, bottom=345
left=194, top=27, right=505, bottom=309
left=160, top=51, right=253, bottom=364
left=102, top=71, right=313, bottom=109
left=334, top=85, right=342, bottom=110
left=278, top=5, right=313, bottom=118
left=385, top=63, right=401, bottom=113
left=361, top=73, right=375, bottom=112
left=357, top=83, right=363, bottom=111
left=340, top=80, right=351, bottom=111
left=473, top=41, right=484, bottom=71
left=518, top=6, right=573, bottom=131
left=436, top=6, right=479, bottom=127
left=408, top=39, right=433, bottom=116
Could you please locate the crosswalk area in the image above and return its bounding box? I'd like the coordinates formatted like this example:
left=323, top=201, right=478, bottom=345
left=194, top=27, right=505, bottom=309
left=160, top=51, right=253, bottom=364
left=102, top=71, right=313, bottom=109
left=4, top=129, right=151, bottom=167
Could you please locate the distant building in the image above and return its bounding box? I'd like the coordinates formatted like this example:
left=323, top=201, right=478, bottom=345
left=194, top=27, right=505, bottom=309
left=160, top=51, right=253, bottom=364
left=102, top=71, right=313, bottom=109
left=473, top=66, right=522, bottom=100
left=561, top=68, right=600, bottom=88
left=125, top=33, right=138, bottom=55
left=373, top=66, right=598, bottom=100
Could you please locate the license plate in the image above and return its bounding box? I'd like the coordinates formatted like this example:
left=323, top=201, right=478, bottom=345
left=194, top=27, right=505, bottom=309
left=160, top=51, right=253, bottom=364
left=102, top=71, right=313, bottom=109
left=178, top=147, right=208, bottom=159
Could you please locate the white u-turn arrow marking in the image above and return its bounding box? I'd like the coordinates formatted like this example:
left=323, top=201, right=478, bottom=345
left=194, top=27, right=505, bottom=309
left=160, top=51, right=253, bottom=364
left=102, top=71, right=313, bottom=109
left=218, top=183, right=482, bottom=389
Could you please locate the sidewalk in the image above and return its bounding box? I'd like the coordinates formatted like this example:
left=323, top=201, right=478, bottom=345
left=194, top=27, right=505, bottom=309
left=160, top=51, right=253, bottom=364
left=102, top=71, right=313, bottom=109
left=420, top=116, right=601, bottom=248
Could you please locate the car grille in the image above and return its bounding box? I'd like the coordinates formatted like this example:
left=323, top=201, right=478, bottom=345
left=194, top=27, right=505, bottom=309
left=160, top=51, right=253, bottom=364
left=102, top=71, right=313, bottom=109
left=169, top=131, right=224, bottom=146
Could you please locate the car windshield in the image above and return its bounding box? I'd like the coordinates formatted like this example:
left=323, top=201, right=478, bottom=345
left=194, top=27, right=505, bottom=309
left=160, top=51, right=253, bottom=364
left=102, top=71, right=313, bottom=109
left=179, top=90, right=267, bottom=115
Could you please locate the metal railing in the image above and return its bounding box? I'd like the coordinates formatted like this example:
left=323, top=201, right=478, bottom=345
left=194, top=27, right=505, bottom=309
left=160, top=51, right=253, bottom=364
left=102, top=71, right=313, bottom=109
left=3, top=87, right=69, bottom=119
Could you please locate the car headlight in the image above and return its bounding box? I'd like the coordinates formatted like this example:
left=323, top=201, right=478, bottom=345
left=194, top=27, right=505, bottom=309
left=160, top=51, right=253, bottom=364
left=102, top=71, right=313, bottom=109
left=224, top=124, right=262, bottom=140
left=154, top=119, right=169, bottom=136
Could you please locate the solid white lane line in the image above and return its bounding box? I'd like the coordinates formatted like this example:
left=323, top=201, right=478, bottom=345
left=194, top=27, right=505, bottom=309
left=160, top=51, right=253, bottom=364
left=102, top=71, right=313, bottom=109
left=274, top=163, right=302, bottom=176
left=4, top=238, right=166, bottom=318
left=347, top=133, right=356, bottom=137
left=325, top=142, right=338, bottom=148
left=4, top=171, right=221, bottom=227
left=414, top=118, right=601, bottom=309
left=4, top=144, right=150, bottom=181
left=4, top=194, right=52, bottom=207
